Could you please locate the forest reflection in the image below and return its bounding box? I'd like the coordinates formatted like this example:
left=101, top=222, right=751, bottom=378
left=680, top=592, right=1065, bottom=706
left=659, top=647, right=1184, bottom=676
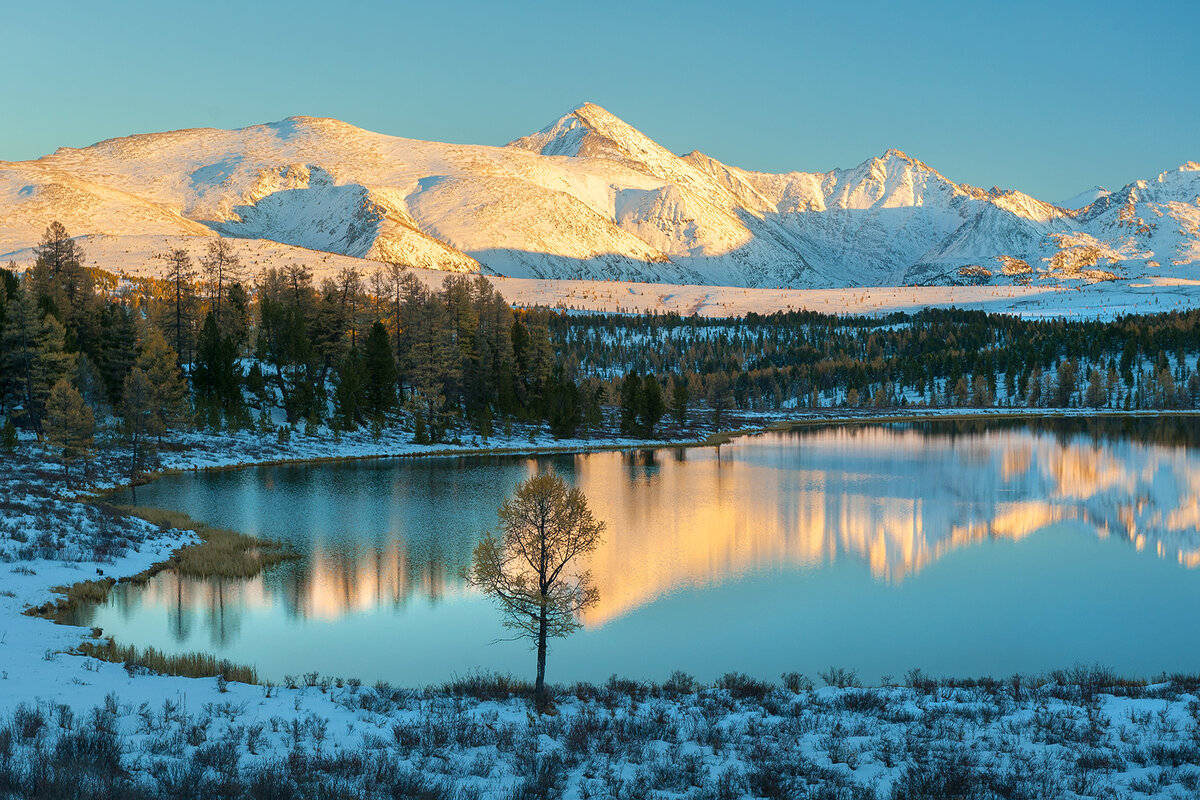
left=106, top=418, right=1200, bottom=642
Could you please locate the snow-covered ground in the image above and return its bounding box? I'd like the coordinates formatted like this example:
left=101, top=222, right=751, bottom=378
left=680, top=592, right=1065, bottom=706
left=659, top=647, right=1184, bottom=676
left=491, top=272, right=1200, bottom=320
left=5, top=413, right=1200, bottom=795
left=9, top=230, right=1200, bottom=321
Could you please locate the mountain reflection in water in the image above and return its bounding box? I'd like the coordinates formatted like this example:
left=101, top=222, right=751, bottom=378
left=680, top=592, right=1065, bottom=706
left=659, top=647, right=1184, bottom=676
left=108, top=420, right=1200, bottom=642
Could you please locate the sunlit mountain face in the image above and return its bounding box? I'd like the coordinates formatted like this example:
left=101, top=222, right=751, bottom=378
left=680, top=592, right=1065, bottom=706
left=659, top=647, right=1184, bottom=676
left=99, top=420, right=1200, bottom=633
left=3, top=106, right=1197, bottom=289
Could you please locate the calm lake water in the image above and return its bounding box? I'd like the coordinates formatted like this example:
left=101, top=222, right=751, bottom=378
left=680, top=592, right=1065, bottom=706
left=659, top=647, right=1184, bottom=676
left=83, top=418, right=1200, bottom=686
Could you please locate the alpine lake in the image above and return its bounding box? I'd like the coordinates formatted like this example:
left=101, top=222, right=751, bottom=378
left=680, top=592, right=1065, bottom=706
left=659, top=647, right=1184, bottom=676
left=76, top=416, right=1200, bottom=687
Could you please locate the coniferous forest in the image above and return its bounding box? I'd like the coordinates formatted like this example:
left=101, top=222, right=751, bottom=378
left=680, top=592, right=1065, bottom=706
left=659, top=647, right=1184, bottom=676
left=3, top=223, right=1200, bottom=478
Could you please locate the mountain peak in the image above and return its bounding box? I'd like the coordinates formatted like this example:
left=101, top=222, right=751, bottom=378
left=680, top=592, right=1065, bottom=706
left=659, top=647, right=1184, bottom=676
left=567, top=101, right=607, bottom=116
left=261, top=116, right=367, bottom=138
left=1056, top=185, right=1111, bottom=210
left=876, top=148, right=942, bottom=176
left=506, top=103, right=662, bottom=162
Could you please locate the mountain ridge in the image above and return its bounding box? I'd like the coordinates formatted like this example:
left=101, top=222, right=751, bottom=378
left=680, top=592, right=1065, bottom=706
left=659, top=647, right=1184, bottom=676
left=2, top=104, right=1197, bottom=289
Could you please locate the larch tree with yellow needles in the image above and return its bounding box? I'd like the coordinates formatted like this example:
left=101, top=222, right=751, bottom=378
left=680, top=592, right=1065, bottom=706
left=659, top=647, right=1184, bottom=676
left=467, top=471, right=605, bottom=710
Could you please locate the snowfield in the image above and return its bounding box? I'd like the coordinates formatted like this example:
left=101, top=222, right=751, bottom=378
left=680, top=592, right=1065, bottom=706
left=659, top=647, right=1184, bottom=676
left=5, top=416, right=1200, bottom=796
left=8, top=231, right=1200, bottom=321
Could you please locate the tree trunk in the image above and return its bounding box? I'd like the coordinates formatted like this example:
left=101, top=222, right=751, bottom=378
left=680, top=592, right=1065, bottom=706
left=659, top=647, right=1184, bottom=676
left=129, top=434, right=138, bottom=502
left=535, top=604, right=548, bottom=711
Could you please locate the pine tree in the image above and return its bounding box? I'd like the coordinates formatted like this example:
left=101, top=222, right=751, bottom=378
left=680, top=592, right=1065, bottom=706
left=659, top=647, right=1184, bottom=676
left=362, top=320, right=397, bottom=418
left=953, top=377, right=970, bottom=406
left=120, top=367, right=162, bottom=487
left=257, top=266, right=319, bottom=424
left=94, top=303, right=138, bottom=404
left=1055, top=359, right=1078, bottom=407
left=405, top=297, right=454, bottom=440
left=333, top=346, right=366, bottom=430
left=669, top=375, right=690, bottom=428
left=545, top=366, right=581, bottom=439
left=0, top=286, right=38, bottom=422
left=1085, top=368, right=1107, bottom=408
left=639, top=375, right=666, bottom=438
left=619, top=372, right=641, bottom=435
left=193, top=312, right=242, bottom=424
left=334, top=266, right=365, bottom=348
left=44, top=378, right=94, bottom=486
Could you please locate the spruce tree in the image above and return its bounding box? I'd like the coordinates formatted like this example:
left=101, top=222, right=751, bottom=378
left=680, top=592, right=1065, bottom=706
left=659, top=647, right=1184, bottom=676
left=639, top=375, right=666, bottom=438
left=545, top=367, right=581, bottom=439
left=224, top=281, right=252, bottom=350
left=73, top=351, right=107, bottom=406
left=0, top=264, right=10, bottom=334
left=670, top=375, right=690, bottom=428
left=579, top=379, right=605, bottom=440
left=193, top=312, right=242, bottom=424
left=94, top=303, right=138, bottom=404
left=0, top=287, right=38, bottom=422
left=245, top=362, right=268, bottom=403
left=333, top=346, right=366, bottom=430
left=707, top=374, right=732, bottom=428
left=362, top=320, right=397, bottom=418
left=619, top=372, right=641, bottom=435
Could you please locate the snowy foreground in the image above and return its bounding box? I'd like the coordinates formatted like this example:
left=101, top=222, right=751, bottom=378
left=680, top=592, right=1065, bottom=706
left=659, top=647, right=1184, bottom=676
left=5, top=418, right=1200, bottom=798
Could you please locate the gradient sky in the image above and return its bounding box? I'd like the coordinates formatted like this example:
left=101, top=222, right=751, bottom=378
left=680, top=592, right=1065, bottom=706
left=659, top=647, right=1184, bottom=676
left=2, top=1, right=1197, bottom=201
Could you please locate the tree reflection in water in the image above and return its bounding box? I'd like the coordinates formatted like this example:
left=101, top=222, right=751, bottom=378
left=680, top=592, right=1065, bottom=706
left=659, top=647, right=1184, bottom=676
left=100, top=418, right=1200, bottom=635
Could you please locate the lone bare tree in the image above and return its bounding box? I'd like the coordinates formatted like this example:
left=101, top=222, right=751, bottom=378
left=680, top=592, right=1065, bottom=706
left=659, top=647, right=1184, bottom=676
left=467, top=472, right=605, bottom=710
left=200, top=238, right=242, bottom=330
left=161, top=246, right=197, bottom=367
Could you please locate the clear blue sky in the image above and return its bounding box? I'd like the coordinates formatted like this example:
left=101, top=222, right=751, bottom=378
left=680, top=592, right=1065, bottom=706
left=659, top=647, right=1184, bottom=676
left=2, top=0, right=1196, bottom=201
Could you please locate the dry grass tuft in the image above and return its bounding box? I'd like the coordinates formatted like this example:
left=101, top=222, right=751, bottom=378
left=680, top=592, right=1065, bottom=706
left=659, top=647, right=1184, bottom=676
left=77, top=639, right=259, bottom=684
left=26, top=504, right=297, bottom=627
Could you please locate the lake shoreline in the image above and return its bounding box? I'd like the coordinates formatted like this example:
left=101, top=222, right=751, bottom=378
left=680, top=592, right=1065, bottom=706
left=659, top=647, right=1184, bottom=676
left=58, top=410, right=1200, bottom=690
left=97, top=405, right=1200, bottom=497
left=7, top=413, right=1200, bottom=796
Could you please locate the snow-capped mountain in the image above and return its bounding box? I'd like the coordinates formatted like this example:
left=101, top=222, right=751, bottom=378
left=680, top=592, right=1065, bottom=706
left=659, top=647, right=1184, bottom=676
left=1, top=104, right=1196, bottom=288
left=1058, top=186, right=1111, bottom=210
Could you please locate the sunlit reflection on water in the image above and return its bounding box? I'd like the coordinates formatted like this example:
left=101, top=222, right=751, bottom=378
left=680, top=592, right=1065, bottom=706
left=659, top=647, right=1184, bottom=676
left=81, top=418, right=1200, bottom=684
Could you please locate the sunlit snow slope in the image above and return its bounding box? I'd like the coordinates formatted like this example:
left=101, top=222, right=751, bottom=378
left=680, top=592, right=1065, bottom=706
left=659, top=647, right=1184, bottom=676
left=1, top=104, right=1197, bottom=289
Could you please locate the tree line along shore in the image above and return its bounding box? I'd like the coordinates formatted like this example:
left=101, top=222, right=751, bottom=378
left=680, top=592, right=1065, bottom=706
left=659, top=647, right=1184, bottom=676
left=5, top=222, right=1200, bottom=485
